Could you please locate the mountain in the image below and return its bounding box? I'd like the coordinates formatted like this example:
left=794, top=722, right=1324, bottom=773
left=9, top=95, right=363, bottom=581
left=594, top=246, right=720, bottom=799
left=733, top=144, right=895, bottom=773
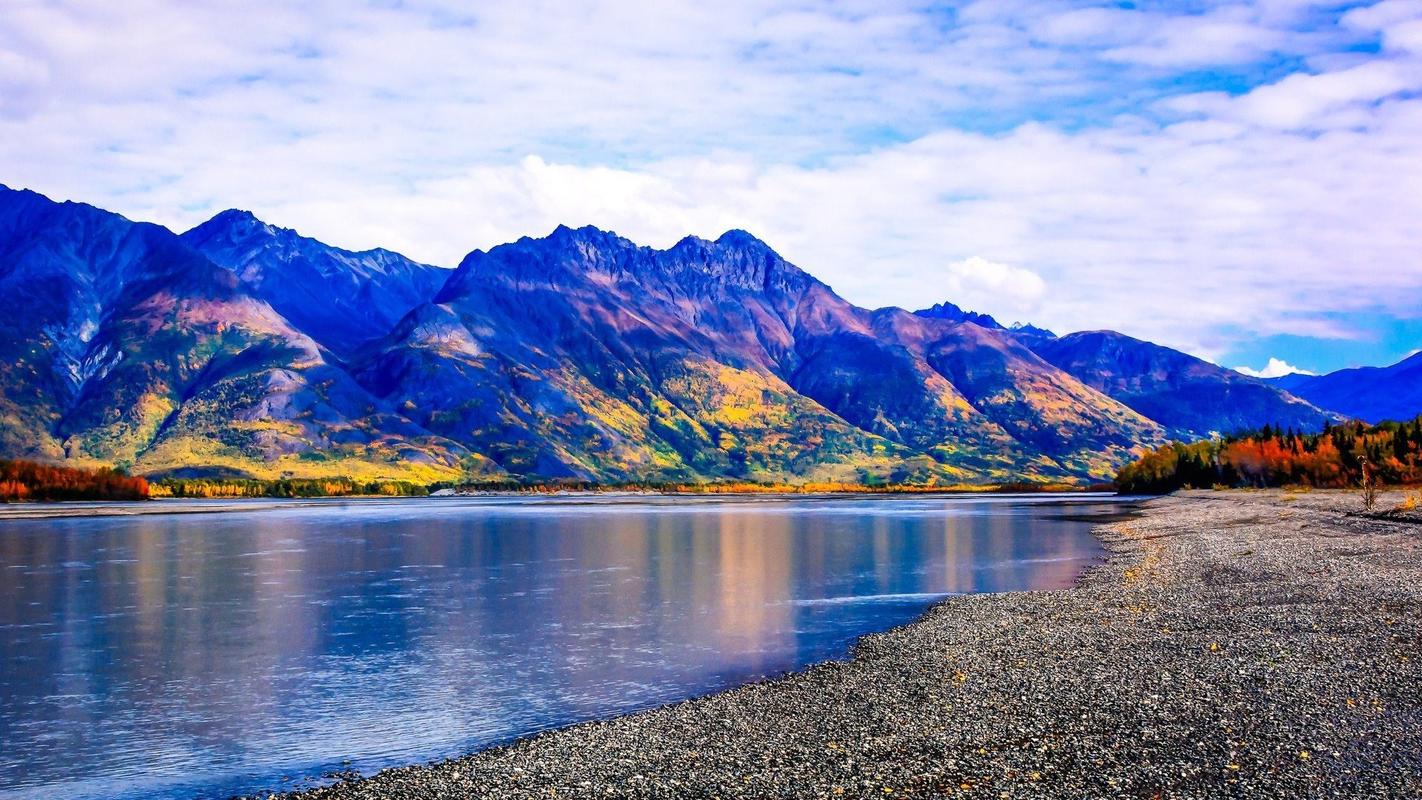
left=1005, top=322, right=1058, bottom=348
left=353, top=226, right=1163, bottom=483
left=914, top=301, right=1002, bottom=329
left=1268, top=352, right=1422, bottom=424
left=911, top=306, right=1330, bottom=438
left=5, top=184, right=1362, bottom=485
left=181, top=210, right=448, bottom=357
left=1031, top=330, right=1336, bottom=438
left=0, top=185, right=468, bottom=481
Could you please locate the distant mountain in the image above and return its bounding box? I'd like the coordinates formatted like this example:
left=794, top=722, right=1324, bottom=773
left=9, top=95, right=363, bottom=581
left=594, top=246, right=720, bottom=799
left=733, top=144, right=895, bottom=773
left=182, top=209, right=448, bottom=357
left=913, top=301, right=1002, bottom=329
left=910, top=306, right=1330, bottom=439
left=0, top=185, right=467, bottom=480
left=3, top=184, right=1373, bottom=485
left=1006, top=322, right=1058, bottom=348
left=912, top=302, right=1057, bottom=344
left=1031, top=330, right=1337, bottom=438
left=1268, top=352, right=1422, bottom=423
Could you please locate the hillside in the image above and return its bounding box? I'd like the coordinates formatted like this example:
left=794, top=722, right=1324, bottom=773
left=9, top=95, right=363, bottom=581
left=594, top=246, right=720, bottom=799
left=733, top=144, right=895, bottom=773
left=0, top=185, right=1367, bottom=485
left=1031, top=330, right=1336, bottom=438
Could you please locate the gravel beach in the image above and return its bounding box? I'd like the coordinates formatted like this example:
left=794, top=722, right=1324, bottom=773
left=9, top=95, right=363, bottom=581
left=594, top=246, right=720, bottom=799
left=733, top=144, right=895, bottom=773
left=266, top=490, right=1422, bottom=799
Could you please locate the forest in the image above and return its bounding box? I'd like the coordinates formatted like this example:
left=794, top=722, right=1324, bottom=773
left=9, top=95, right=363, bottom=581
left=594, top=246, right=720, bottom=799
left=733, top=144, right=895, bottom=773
left=1, top=459, right=151, bottom=501
left=1115, top=418, right=1422, bottom=494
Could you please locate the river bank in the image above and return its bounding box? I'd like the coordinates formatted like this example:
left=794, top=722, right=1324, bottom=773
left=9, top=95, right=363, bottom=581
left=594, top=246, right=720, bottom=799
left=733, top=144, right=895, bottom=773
left=264, top=489, right=1422, bottom=798
left=0, top=490, right=1113, bottom=520
left=0, top=498, right=360, bottom=520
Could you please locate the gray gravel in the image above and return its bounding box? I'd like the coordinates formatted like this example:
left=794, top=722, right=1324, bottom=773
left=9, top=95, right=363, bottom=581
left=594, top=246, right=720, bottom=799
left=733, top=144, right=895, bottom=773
left=260, top=490, right=1422, bottom=799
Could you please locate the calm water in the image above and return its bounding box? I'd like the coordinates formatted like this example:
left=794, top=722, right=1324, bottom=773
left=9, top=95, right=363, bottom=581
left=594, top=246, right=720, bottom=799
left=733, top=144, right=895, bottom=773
left=0, top=494, right=1124, bottom=799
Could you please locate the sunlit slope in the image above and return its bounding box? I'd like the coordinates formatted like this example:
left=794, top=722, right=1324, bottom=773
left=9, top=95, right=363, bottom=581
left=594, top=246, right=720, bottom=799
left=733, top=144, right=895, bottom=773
left=0, top=186, right=471, bottom=481
left=3, top=186, right=1180, bottom=484
left=356, top=226, right=1164, bottom=482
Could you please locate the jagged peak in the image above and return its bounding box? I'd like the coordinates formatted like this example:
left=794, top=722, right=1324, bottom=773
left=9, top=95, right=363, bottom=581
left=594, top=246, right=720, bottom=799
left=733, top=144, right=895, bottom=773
left=210, top=208, right=261, bottom=224
left=544, top=223, right=632, bottom=245
left=185, top=208, right=282, bottom=242
left=446, top=223, right=813, bottom=300
left=665, top=228, right=786, bottom=263
left=714, top=228, right=776, bottom=253
left=183, top=209, right=441, bottom=272
left=913, top=301, right=1002, bottom=330
left=193, top=206, right=273, bottom=231
left=1010, top=321, right=1053, bottom=333
left=672, top=233, right=713, bottom=249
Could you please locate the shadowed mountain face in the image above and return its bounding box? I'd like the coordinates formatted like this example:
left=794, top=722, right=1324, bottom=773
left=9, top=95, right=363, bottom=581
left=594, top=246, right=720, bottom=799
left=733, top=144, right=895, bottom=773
left=1031, top=331, right=1337, bottom=438
left=2, top=185, right=1363, bottom=484
left=1270, top=353, right=1422, bottom=424
left=0, top=186, right=467, bottom=480
left=181, top=210, right=448, bottom=358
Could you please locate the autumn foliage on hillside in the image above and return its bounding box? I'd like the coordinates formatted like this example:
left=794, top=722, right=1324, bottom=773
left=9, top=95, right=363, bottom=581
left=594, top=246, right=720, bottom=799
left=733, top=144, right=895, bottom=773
left=1115, top=419, right=1422, bottom=494
left=0, top=459, right=150, bottom=502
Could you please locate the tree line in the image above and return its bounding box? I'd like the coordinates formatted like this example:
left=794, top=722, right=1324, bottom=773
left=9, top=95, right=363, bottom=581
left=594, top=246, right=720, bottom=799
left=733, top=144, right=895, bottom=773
left=1115, top=418, right=1422, bottom=494
left=1, top=459, right=150, bottom=501
left=0, top=460, right=431, bottom=502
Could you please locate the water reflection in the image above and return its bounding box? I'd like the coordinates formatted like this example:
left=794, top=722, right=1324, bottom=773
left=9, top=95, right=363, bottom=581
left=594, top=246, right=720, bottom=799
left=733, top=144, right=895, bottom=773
left=0, top=495, right=1123, bottom=799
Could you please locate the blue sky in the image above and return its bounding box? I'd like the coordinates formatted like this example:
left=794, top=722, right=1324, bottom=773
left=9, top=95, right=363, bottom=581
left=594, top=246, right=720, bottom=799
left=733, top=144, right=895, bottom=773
left=2, top=0, right=1421, bottom=375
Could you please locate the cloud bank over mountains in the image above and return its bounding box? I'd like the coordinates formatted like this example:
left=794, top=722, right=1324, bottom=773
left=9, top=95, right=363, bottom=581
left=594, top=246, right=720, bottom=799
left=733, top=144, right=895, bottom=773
left=2, top=0, right=1419, bottom=371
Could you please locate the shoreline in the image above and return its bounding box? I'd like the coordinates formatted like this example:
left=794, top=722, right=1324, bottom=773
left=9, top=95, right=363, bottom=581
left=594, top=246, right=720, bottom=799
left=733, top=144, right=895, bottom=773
left=0, top=497, right=375, bottom=520
left=259, top=489, right=1422, bottom=799
left=0, top=489, right=1119, bottom=521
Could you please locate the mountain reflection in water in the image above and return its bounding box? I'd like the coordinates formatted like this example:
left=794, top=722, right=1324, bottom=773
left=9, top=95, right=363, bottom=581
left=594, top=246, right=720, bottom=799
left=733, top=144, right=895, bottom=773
left=0, top=494, right=1123, bottom=800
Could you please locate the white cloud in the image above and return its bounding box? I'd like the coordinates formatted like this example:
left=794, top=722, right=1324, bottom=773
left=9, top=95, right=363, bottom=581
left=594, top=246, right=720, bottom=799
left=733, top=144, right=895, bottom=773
left=1234, top=358, right=1318, bottom=378
left=1177, top=60, right=1418, bottom=129
left=1383, top=17, right=1422, bottom=50
left=1, top=0, right=1420, bottom=364
left=1342, top=0, right=1422, bottom=34
left=940, top=257, right=1047, bottom=321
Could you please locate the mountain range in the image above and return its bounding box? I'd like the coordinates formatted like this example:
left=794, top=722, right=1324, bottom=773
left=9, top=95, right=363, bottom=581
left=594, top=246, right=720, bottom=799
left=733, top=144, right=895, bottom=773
left=0, top=183, right=1393, bottom=485
left=1268, top=353, right=1422, bottom=425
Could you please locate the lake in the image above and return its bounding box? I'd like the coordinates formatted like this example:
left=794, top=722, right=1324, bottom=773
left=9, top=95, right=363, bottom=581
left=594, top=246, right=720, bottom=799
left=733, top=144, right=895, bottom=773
left=0, top=494, right=1126, bottom=799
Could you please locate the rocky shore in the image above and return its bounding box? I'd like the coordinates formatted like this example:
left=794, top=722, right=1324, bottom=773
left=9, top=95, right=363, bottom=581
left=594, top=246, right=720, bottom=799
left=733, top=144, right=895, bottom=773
left=266, top=490, right=1422, bottom=799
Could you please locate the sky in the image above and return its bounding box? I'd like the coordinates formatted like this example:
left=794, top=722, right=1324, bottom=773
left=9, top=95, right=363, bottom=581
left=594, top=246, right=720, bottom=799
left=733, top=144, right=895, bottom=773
left=2, top=0, right=1420, bottom=375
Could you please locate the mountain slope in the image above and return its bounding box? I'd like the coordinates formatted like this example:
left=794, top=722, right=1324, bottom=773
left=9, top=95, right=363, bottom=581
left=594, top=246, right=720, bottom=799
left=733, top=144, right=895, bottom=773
left=1032, top=330, right=1336, bottom=438
left=355, top=226, right=1162, bottom=482
left=15, top=187, right=1334, bottom=485
left=0, top=185, right=469, bottom=481
left=181, top=210, right=448, bottom=357
left=1269, top=352, right=1422, bottom=423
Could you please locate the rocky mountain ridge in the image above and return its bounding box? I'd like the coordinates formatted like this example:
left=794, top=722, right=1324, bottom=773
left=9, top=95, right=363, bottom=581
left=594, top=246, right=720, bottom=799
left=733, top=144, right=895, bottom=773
left=0, top=184, right=1359, bottom=484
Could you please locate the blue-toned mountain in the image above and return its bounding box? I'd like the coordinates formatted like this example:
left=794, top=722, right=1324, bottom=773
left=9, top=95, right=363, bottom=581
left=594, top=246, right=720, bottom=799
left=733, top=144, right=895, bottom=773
left=7, top=184, right=1360, bottom=485
left=355, top=225, right=1163, bottom=482
left=182, top=210, right=448, bottom=357
left=1269, top=352, right=1422, bottom=424
left=0, top=185, right=468, bottom=480
left=1031, top=330, right=1336, bottom=438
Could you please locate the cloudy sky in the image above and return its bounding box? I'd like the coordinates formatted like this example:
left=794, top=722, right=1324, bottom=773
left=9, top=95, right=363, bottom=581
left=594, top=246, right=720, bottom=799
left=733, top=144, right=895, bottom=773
left=3, top=0, right=1420, bottom=375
